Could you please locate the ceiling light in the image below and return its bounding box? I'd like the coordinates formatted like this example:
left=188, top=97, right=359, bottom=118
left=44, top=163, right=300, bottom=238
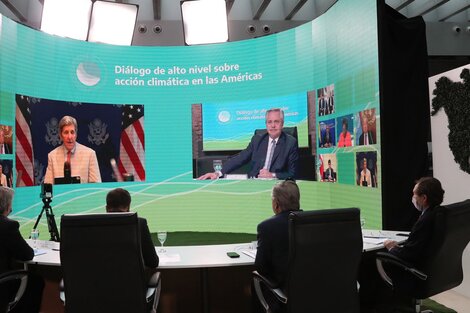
left=87, top=1, right=138, bottom=46
left=181, top=0, right=229, bottom=45
left=40, top=0, right=92, bottom=40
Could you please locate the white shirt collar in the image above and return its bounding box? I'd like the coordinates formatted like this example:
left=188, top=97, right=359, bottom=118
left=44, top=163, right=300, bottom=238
left=62, top=143, right=77, bottom=156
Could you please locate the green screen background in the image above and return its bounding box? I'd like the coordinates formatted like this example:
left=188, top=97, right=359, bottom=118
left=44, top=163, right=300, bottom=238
left=0, top=0, right=381, bottom=237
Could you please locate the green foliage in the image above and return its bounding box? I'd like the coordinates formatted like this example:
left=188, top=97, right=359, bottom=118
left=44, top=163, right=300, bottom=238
left=431, top=68, right=470, bottom=174
left=421, top=299, right=456, bottom=313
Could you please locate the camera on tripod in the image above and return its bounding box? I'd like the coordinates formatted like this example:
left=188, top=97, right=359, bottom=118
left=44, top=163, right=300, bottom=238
left=40, top=183, right=53, bottom=200
left=34, top=183, right=60, bottom=242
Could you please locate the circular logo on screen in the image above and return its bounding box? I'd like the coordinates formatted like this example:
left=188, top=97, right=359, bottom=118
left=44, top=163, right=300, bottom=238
left=76, top=62, right=101, bottom=86
left=218, top=111, right=231, bottom=123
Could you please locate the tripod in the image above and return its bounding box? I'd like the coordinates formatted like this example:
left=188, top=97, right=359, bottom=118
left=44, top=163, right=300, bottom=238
left=32, top=197, right=60, bottom=242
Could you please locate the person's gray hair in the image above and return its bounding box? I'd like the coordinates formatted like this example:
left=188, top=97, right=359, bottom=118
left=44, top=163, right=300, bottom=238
left=59, top=116, right=78, bottom=133
left=272, top=180, right=300, bottom=212
left=0, top=186, right=14, bottom=214
left=265, top=108, right=284, bottom=122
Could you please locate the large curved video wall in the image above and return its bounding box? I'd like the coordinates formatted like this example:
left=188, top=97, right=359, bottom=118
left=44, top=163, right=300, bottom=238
left=0, top=0, right=382, bottom=236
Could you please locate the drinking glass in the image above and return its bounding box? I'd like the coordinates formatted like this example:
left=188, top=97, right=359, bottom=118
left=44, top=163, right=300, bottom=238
left=213, top=160, right=223, bottom=173
left=157, top=231, right=167, bottom=253
left=31, top=229, right=39, bottom=249
left=250, top=240, right=258, bottom=250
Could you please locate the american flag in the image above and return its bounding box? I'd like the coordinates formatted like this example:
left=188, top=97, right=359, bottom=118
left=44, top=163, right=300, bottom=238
left=15, top=95, right=35, bottom=186
left=118, top=105, right=145, bottom=181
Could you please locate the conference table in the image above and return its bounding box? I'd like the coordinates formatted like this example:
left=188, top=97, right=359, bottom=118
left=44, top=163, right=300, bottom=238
left=25, top=229, right=408, bottom=313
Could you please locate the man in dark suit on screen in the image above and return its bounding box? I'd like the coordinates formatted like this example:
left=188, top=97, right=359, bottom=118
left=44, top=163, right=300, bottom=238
left=323, top=159, right=336, bottom=182
left=318, top=97, right=326, bottom=116
left=320, top=124, right=333, bottom=148
left=197, top=108, right=299, bottom=180
left=358, top=114, right=376, bottom=145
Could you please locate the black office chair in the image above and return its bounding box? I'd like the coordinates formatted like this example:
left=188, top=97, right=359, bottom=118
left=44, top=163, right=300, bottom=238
left=0, top=269, right=28, bottom=313
left=60, top=212, right=161, bottom=313
left=253, top=208, right=363, bottom=313
left=376, top=199, right=470, bottom=313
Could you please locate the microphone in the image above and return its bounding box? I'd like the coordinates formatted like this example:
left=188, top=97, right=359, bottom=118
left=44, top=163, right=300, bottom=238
left=64, top=161, right=71, bottom=180
left=110, top=158, right=123, bottom=182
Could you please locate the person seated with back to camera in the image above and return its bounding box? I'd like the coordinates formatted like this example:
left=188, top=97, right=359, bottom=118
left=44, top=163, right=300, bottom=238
left=254, top=180, right=301, bottom=313
left=105, top=188, right=159, bottom=271
left=0, top=186, right=44, bottom=313
left=197, top=108, right=299, bottom=180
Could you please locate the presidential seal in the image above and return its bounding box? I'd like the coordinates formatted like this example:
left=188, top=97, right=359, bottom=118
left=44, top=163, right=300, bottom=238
left=45, top=118, right=62, bottom=146
left=88, top=118, right=109, bottom=145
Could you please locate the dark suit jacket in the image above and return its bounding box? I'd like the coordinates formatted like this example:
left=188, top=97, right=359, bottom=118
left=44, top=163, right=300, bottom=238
left=328, top=96, right=334, bottom=113
left=389, top=206, right=439, bottom=268
left=138, top=217, right=159, bottom=268
left=323, top=168, right=336, bottom=181
left=0, top=216, right=34, bottom=274
left=255, top=210, right=294, bottom=288
left=221, top=131, right=298, bottom=179
left=320, top=129, right=333, bottom=147
left=318, top=98, right=325, bottom=116
left=358, top=131, right=376, bottom=145
left=0, top=143, right=12, bottom=154
left=0, top=217, right=43, bottom=312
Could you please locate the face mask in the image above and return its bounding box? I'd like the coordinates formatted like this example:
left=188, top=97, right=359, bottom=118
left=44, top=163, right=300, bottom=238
left=412, top=196, right=422, bottom=212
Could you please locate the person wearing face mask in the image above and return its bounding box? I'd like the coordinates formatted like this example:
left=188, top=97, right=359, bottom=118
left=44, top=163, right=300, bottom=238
left=383, top=177, right=445, bottom=266
left=359, top=177, right=445, bottom=312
